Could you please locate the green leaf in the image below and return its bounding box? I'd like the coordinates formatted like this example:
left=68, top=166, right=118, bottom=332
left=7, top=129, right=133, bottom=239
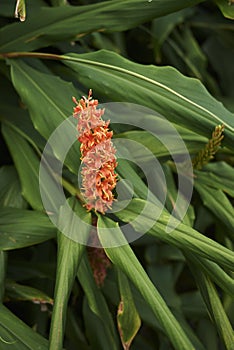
left=0, top=104, right=46, bottom=152
left=115, top=198, right=234, bottom=270
left=116, top=159, right=149, bottom=200
left=82, top=296, right=114, bottom=350
left=172, top=312, right=206, bottom=350
left=195, top=162, right=234, bottom=197
left=147, top=263, right=180, bottom=307
left=0, top=251, right=7, bottom=302
left=0, top=0, right=202, bottom=51
left=104, top=267, right=206, bottom=349
left=77, top=252, right=119, bottom=350
left=49, top=197, right=91, bottom=350
left=167, top=26, right=219, bottom=94
left=2, top=124, right=44, bottom=210
left=97, top=216, right=195, bottom=350
left=161, top=164, right=195, bottom=226
left=104, top=274, right=163, bottom=331
left=152, top=8, right=194, bottom=61
left=116, top=126, right=207, bottom=160
left=7, top=260, right=55, bottom=282
left=180, top=291, right=207, bottom=318
left=0, top=304, right=49, bottom=349
left=9, top=59, right=80, bottom=174
left=215, top=0, right=234, bottom=19
left=117, top=269, right=141, bottom=350
left=203, top=35, right=234, bottom=98
left=2, top=122, right=61, bottom=213
left=194, top=181, right=234, bottom=234
left=197, top=319, right=218, bottom=350
left=50, top=0, right=67, bottom=6
left=187, top=256, right=234, bottom=349
left=0, top=166, right=27, bottom=209
left=189, top=255, right=234, bottom=297
left=0, top=207, right=56, bottom=250
left=64, top=50, right=234, bottom=149
left=5, top=280, right=53, bottom=305
left=66, top=307, right=90, bottom=350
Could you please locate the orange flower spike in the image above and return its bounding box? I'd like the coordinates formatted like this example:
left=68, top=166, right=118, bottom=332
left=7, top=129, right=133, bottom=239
left=73, top=90, right=117, bottom=213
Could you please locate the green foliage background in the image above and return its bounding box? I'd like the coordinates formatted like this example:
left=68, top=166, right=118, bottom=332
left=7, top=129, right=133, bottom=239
left=0, top=1, right=234, bottom=349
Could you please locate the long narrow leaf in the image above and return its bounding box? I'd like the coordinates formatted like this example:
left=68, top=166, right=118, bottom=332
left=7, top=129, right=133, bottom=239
left=194, top=181, right=234, bottom=234
left=115, top=198, right=234, bottom=270
left=195, top=162, right=234, bottom=197
left=0, top=166, right=27, bottom=209
left=5, top=280, right=53, bottom=305
left=9, top=59, right=80, bottom=174
left=0, top=304, right=49, bottom=349
left=116, top=128, right=207, bottom=160
left=64, top=50, right=234, bottom=148
left=0, top=251, right=7, bottom=302
left=0, top=0, right=202, bottom=51
left=49, top=197, right=91, bottom=350
left=97, top=216, right=195, bottom=350
left=117, top=269, right=141, bottom=350
left=191, top=256, right=234, bottom=297
left=77, top=252, right=119, bottom=350
left=2, top=124, right=44, bottom=210
left=0, top=207, right=56, bottom=250
left=186, top=256, right=234, bottom=350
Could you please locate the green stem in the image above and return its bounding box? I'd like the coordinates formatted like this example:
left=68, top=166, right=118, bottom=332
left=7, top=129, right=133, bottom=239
left=0, top=52, right=63, bottom=60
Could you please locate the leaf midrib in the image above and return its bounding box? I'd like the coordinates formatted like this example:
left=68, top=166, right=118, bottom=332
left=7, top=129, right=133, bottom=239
left=12, top=62, right=68, bottom=121
left=65, top=55, right=234, bottom=132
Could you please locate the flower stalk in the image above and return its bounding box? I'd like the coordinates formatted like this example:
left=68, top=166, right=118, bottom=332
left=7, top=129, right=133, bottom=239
left=87, top=225, right=111, bottom=287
